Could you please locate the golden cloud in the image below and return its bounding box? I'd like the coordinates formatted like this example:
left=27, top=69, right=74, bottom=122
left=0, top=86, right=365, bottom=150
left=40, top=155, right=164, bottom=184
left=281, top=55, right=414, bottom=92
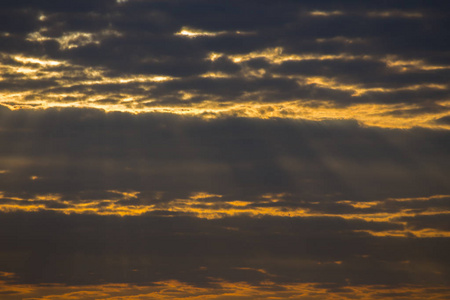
left=1, top=49, right=449, bottom=130
left=0, top=276, right=448, bottom=300
left=1, top=191, right=449, bottom=238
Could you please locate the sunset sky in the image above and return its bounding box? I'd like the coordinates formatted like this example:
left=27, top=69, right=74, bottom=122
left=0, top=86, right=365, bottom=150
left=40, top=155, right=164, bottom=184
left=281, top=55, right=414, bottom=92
left=1, top=0, right=450, bottom=299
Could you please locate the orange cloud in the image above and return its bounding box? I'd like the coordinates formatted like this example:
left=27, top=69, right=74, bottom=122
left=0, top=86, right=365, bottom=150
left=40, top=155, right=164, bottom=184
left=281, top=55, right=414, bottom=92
left=1, top=191, right=449, bottom=237
left=0, top=277, right=448, bottom=300
left=1, top=50, right=449, bottom=130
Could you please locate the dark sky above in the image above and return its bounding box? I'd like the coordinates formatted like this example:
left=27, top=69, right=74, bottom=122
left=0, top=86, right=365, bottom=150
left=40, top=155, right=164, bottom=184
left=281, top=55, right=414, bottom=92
left=0, top=1, right=450, bottom=299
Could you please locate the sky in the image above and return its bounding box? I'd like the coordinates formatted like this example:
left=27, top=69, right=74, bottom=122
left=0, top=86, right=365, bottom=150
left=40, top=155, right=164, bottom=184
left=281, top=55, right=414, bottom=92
left=0, top=0, right=450, bottom=299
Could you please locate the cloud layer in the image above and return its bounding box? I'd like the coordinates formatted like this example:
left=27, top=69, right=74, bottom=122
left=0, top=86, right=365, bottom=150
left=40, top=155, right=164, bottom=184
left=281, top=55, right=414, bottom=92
left=1, top=1, right=450, bottom=299
left=0, top=107, right=449, bottom=299
left=0, top=0, right=449, bottom=128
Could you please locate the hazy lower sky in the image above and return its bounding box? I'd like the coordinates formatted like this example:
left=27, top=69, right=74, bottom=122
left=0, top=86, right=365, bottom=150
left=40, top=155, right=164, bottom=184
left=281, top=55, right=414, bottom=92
left=1, top=1, right=449, bottom=299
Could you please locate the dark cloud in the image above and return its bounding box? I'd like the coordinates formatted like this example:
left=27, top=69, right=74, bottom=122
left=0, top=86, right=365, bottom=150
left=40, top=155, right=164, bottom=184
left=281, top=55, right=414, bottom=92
left=399, top=214, right=450, bottom=231
left=0, top=0, right=114, bottom=13
left=1, top=1, right=450, bottom=298
left=0, top=211, right=448, bottom=288
left=1, top=106, right=449, bottom=201
left=435, top=115, right=450, bottom=125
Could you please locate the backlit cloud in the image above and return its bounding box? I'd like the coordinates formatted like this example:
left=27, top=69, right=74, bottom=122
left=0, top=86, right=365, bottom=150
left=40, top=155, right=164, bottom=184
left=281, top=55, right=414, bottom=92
left=1, top=0, right=449, bottom=298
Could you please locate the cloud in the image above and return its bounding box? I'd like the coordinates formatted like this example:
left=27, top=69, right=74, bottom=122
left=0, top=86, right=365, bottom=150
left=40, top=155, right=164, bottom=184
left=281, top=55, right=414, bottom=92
left=0, top=106, right=449, bottom=200
left=0, top=279, right=447, bottom=300
left=435, top=115, right=450, bottom=125
left=1, top=1, right=450, bottom=298
left=0, top=210, right=449, bottom=291
left=0, top=1, right=449, bottom=129
left=26, top=29, right=121, bottom=50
